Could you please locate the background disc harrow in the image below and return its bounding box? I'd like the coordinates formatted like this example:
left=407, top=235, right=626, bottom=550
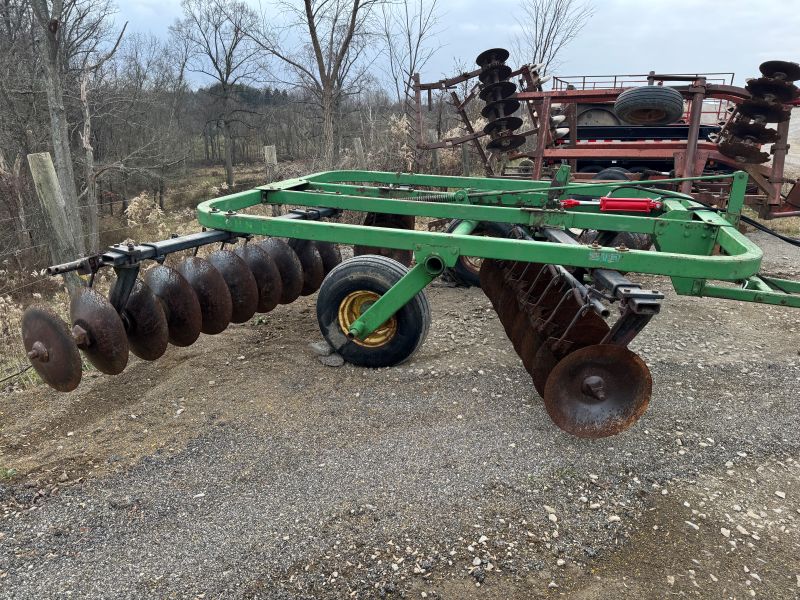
left=25, top=239, right=342, bottom=392
left=476, top=48, right=523, bottom=154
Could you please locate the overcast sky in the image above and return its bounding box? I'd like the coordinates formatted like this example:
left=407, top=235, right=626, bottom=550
left=117, top=0, right=800, bottom=87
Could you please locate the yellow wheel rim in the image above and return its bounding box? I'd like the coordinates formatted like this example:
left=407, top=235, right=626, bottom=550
left=338, top=290, right=397, bottom=348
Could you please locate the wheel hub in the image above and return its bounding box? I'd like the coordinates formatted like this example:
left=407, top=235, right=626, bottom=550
left=338, top=290, right=397, bottom=347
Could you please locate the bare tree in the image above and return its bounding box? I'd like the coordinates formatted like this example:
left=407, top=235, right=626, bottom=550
left=379, top=0, right=441, bottom=106
left=28, top=0, right=126, bottom=255
left=172, top=0, right=260, bottom=187
left=249, top=0, right=384, bottom=169
left=512, top=0, right=593, bottom=74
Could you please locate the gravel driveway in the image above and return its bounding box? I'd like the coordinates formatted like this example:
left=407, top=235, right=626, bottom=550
left=1, top=232, right=799, bottom=599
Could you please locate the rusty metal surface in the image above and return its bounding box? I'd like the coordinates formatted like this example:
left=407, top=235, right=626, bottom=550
left=208, top=250, right=259, bottom=324
left=543, top=344, right=652, bottom=439
left=234, top=243, right=283, bottom=314
left=70, top=287, right=129, bottom=375
left=260, top=238, right=304, bottom=305
left=176, top=257, right=233, bottom=335
left=143, top=265, right=202, bottom=347
left=21, top=306, right=82, bottom=392
left=121, top=281, right=169, bottom=361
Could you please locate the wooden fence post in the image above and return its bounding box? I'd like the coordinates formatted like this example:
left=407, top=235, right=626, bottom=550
left=27, top=152, right=82, bottom=293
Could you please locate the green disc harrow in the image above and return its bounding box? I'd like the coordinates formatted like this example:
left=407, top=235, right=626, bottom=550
left=21, top=167, right=800, bottom=438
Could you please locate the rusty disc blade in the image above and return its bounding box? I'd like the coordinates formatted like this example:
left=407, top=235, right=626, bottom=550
left=121, top=280, right=169, bottom=361
left=21, top=306, right=82, bottom=392
left=315, top=242, right=342, bottom=274
left=509, top=310, right=531, bottom=354
left=208, top=250, right=259, bottom=324
left=543, top=344, right=652, bottom=439
left=518, top=319, right=545, bottom=374
left=260, top=238, right=304, bottom=304
left=530, top=339, right=572, bottom=398
left=759, top=60, right=800, bottom=82
left=143, top=265, right=202, bottom=347
left=70, top=287, right=129, bottom=375
left=177, top=257, right=232, bottom=335
left=288, top=239, right=325, bottom=296
left=496, top=286, right=520, bottom=329
left=562, top=311, right=610, bottom=347
left=537, top=294, right=583, bottom=338
left=234, top=243, right=282, bottom=314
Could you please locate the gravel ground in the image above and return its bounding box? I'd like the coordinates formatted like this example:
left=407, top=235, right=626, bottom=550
left=1, top=232, right=799, bottom=599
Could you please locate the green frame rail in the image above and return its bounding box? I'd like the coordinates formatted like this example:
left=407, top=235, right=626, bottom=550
left=197, top=169, right=800, bottom=341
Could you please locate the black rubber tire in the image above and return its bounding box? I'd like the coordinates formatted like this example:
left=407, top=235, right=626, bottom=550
left=614, top=86, right=684, bottom=125
left=443, top=220, right=513, bottom=287
left=578, top=165, right=604, bottom=174
left=316, top=255, right=431, bottom=368
left=592, top=167, right=630, bottom=181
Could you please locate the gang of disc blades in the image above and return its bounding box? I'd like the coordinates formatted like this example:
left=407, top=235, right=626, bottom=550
left=315, top=242, right=342, bottom=274
left=234, top=243, right=283, bottom=313
left=288, top=239, right=325, bottom=296
left=70, top=287, right=129, bottom=375
left=481, top=98, right=521, bottom=121
left=476, top=48, right=510, bottom=68
left=478, top=64, right=513, bottom=85
left=207, top=249, right=259, bottom=323
left=745, top=77, right=798, bottom=103
left=176, top=256, right=233, bottom=335
left=718, top=137, right=770, bottom=164
left=260, top=238, right=304, bottom=304
left=21, top=306, right=82, bottom=392
left=121, top=280, right=169, bottom=360
left=479, top=81, right=517, bottom=103
left=738, top=99, right=791, bottom=123
left=487, top=133, right=526, bottom=152
left=484, top=116, right=524, bottom=136
left=143, top=264, right=202, bottom=347
left=543, top=344, right=652, bottom=438
left=727, top=121, right=779, bottom=143
left=759, top=60, right=800, bottom=82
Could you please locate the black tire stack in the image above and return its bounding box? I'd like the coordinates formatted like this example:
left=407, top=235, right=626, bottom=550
left=477, top=48, right=525, bottom=153
left=718, top=60, right=800, bottom=164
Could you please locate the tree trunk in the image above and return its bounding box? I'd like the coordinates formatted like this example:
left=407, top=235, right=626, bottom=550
left=80, top=75, right=99, bottom=253
left=31, top=3, right=85, bottom=257
left=27, top=153, right=81, bottom=293
left=221, top=119, right=234, bottom=187
left=321, top=89, right=335, bottom=169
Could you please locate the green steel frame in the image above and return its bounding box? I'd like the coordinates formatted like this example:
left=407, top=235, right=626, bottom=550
left=197, top=169, right=800, bottom=342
